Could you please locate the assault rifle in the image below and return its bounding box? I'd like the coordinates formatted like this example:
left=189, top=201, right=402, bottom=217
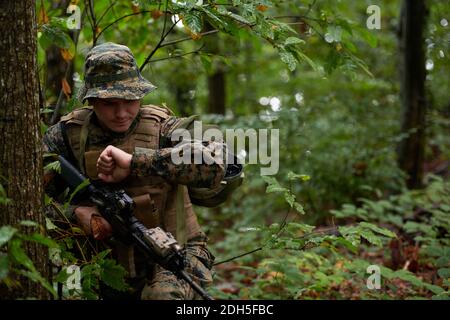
left=58, top=155, right=214, bottom=300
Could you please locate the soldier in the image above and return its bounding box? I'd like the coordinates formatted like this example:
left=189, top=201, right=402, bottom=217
left=43, top=42, right=242, bottom=299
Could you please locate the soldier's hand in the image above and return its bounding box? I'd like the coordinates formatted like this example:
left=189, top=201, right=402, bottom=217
left=74, top=206, right=113, bottom=240
left=97, top=145, right=132, bottom=183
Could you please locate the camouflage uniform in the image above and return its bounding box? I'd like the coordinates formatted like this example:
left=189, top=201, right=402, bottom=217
left=43, top=42, right=233, bottom=300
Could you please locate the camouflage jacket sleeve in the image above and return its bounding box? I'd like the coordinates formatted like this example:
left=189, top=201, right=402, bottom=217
left=130, top=116, right=226, bottom=188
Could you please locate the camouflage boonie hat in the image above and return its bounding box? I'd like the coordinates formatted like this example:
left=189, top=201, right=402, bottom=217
left=78, top=42, right=156, bottom=103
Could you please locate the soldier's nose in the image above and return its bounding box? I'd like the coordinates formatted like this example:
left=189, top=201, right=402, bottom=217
left=115, top=105, right=128, bottom=119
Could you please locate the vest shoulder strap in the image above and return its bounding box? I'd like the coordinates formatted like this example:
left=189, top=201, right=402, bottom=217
left=140, top=105, right=174, bottom=122
left=60, top=106, right=93, bottom=125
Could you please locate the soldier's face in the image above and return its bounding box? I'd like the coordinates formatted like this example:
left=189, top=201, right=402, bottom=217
left=93, top=98, right=140, bottom=132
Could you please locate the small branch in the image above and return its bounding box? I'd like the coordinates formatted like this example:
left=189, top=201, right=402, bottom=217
left=273, top=15, right=321, bottom=23
left=161, top=0, right=169, bottom=37
left=140, top=18, right=180, bottom=72
left=83, top=0, right=94, bottom=31
left=148, top=45, right=205, bottom=63
left=97, top=0, right=116, bottom=25
left=87, top=0, right=98, bottom=46
left=306, top=0, right=318, bottom=16
left=160, top=29, right=219, bottom=48
left=96, top=10, right=153, bottom=40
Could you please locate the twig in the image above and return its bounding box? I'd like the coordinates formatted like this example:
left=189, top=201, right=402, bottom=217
left=273, top=15, right=321, bottom=23
left=160, top=29, right=219, bottom=48
left=97, top=0, right=116, bottom=25
left=95, top=10, right=153, bottom=40
left=87, top=0, right=98, bottom=46
left=149, top=45, right=205, bottom=63
left=140, top=18, right=180, bottom=71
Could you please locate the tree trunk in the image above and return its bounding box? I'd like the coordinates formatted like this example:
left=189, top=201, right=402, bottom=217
left=397, top=0, right=428, bottom=189
left=204, top=23, right=226, bottom=115
left=0, top=0, right=50, bottom=299
left=207, top=71, right=226, bottom=115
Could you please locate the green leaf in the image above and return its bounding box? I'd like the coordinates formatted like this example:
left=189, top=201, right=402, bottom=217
left=262, top=176, right=287, bottom=193
left=199, top=7, right=227, bottom=31
left=0, top=182, right=11, bottom=205
left=15, top=268, right=57, bottom=299
left=66, top=178, right=90, bottom=206
left=49, top=17, right=70, bottom=31
left=325, top=26, right=343, bottom=43
left=99, top=259, right=129, bottom=291
left=49, top=247, right=62, bottom=266
left=279, top=49, right=297, bottom=71
left=23, top=233, right=59, bottom=248
left=19, top=220, right=39, bottom=227
left=183, top=11, right=203, bottom=35
left=255, top=18, right=274, bottom=40
left=359, top=229, right=382, bottom=246
left=200, top=54, right=212, bottom=73
left=423, top=283, right=445, bottom=295
left=81, top=264, right=100, bottom=299
left=93, top=249, right=112, bottom=262
left=438, top=268, right=450, bottom=279
left=54, top=267, right=70, bottom=283
left=40, top=24, right=75, bottom=52
left=8, top=238, right=35, bottom=272
left=359, top=222, right=396, bottom=238
left=293, top=202, right=305, bottom=214
left=45, top=217, right=58, bottom=231
left=224, top=11, right=252, bottom=25
left=357, top=27, right=378, bottom=48
left=335, top=238, right=358, bottom=253
left=287, top=171, right=310, bottom=181
left=284, top=191, right=295, bottom=207
left=347, top=53, right=374, bottom=77
left=294, top=50, right=319, bottom=72
left=44, top=160, right=61, bottom=174
left=436, top=256, right=450, bottom=268
left=286, top=222, right=315, bottom=234
left=285, top=37, right=305, bottom=46
left=271, top=20, right=298, bottom=35
left=0, top=226, right=17, bottom=247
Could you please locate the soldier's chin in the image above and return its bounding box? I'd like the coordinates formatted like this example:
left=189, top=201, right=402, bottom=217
left=110, top=122, right=130, bottom=132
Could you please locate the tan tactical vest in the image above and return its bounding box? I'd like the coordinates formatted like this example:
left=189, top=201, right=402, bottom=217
left=60, top=105, right=202, bottom=275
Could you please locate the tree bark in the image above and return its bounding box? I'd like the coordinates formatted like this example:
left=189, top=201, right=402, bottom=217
left=397, top=0, right=428, bottom=189
left=0, top=0, right=50, bottom=299
left=204, top=23, right=226, bottom=115
left=207, top=71, right=226, bottom=115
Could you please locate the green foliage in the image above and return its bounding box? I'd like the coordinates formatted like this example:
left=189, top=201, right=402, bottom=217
left=0, top=223, right=57, bottom=298
left=0, top=178, right=11, bottom=205
left=208, top=174, right=449, bottom=300
left=45, top=200, right=129, bottom=300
